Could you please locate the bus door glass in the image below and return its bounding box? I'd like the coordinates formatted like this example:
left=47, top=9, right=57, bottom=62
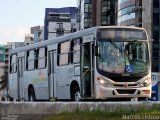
left=17, top=57, right=24, bottom=100
left=48, top=50, right=56, bottom=99
left=81, top=42, right=94, bottom=97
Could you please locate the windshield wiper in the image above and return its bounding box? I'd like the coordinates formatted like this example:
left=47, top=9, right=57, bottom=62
left=108, top=39, right=122, bottom=52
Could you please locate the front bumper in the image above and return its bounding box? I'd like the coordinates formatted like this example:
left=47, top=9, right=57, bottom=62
left=95, top=84, right=151, bottom=99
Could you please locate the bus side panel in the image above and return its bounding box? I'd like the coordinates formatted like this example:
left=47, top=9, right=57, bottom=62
left=56, top=66, right=72, bottom=99
left=23, top=69, right=49, bottom=100
left=34, top=69, right=49, bottom=100
left=56, top=64, right=80, bottom=99
left=9, top=73, right=18, bottom=100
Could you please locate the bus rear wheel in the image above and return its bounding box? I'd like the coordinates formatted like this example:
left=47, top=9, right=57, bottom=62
left=71, top=86, right=81, bottom=101
left=28, top=88, right=36, bottom=101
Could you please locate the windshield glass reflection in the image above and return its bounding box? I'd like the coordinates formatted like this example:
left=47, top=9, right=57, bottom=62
left=97, top=40, right=149, bottom=75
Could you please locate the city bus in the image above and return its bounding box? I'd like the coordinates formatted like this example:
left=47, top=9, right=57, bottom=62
left=8, top=26, right=151, bottom=101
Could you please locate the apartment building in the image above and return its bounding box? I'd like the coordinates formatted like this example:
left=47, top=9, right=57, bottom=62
left=44, top=7, right=77, bottom=40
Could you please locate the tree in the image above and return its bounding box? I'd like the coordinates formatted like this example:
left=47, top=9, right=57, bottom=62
left=0, top=66, right=8, bottom=91
left=0, top=65, right=10, bottom=101
left=0, top=74, right=8, bottom=91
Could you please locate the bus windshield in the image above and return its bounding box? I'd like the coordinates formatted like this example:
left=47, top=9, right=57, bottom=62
left=97, top=40, right=150, bottom=76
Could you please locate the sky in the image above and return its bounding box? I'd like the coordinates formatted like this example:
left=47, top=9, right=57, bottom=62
left=0, top=0, right=77, bottom=45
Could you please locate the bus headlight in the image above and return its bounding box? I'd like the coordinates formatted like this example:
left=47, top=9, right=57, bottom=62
left=96, top=77, right=110, bottom=87
left=141, top=78, right=150, bottom=87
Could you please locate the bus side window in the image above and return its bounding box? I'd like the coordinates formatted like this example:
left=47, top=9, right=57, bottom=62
left=57, top=41, right=70, bottom=66
left=71, top=38, right=81, bottom=64
left=26, top=50, right=35, bottom=70
left=10, top=54, right=17, bottom=73
left=37, top=47, right=47, bottom=69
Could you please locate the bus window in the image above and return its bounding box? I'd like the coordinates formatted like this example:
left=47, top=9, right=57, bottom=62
left=57, top=41, right=70, bottom=66
left=37, top=47, right=47, bottom=69
left=26, top=50, right=35, bottom=70
left=10, top=54, right=17, bottom=73
left=71, top=38, right=81, bottom=63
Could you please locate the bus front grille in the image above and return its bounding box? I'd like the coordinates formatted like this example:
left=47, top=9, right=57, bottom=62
left=113, top=84, right=138, bottom=87
left=109, top=76, right=143, bottom=82
left=116, top=89, right=136, bottom=94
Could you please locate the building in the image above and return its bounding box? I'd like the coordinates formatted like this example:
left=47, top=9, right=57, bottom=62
left=2, top=44, right=11, bottom=96
left=4, top=44, right=11, bottom=76
left=117, top=0, right=143, bottom=27
left=24, top=34, right=34, bottom=45
left=30, top=26, right=44, bottom=43
left=151, top=0, right=160, bottom=100
left=0, top=45, right=5, bottom=82
left=24, top=26, right=44, bottom=44
left=77, top=0, right=117, bottom=30
left=33, top=27, right=44, bottom=43
left=7, top=42, right=24, bottom=49
left=0, top=45, right=5, bottom=63
left=78, top=0, right=92, bottom=30
left=44, top=7, right=77, bottom=40
left=102, top=0, right=117, bottom=26
left=152, top=0, right=160, bottom=72
left=0, top=62, right=5, bottom=81
left=31, top=26, right=41, bottom=34
left=117, top=0, right=152, bottom=40
left=77, top=0, right=81, bottom=30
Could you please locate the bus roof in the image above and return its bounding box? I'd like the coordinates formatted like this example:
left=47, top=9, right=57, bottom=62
left=10, top=26, right=146, bottom=54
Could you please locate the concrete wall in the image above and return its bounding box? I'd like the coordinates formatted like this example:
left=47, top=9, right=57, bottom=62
left=0, top=101, right=160, bottom=119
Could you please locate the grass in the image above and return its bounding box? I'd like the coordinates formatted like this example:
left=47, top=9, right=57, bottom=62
left=43, top=105, right=160, bottom=120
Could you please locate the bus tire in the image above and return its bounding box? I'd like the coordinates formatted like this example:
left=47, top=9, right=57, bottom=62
left=28, top=87, right=36, bottom=102
left=71, top=86, right=81, bottom=101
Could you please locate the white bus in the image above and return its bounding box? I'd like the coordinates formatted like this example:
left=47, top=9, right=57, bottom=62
left=8, top=26, right=151, bottom=101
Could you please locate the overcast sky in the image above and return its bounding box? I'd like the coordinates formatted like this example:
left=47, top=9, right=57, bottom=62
left=0, top=0, right=76, bottom=45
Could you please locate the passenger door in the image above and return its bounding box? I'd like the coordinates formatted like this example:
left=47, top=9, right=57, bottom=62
left=48, top=50, right=57, bottom=99
left=17, top=57, right=25, bottom=100
left=81, top=42, right=94, bottom=98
